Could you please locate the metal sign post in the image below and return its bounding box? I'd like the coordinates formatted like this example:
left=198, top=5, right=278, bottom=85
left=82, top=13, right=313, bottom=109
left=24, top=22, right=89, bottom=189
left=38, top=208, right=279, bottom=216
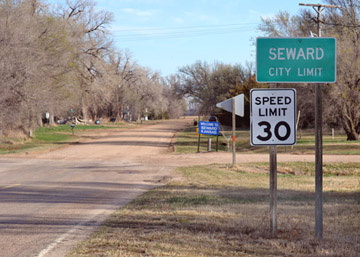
left=70, top=123, right=76, bottom=135
left=269, top=145, right=277, bottom=236
left=197, top=115, right=201, bottom=153
left=298, top=3, right=339, bottom=239
left=216, top=93, right=245, bottom=168
left=256, top=29, right=337, bottom=238
left=251, top=88, right=297, bottom=236
left=315, top=82, right=323, bottom=238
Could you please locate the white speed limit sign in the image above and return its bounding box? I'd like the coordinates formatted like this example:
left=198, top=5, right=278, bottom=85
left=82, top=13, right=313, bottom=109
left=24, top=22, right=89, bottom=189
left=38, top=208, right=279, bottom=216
left=250, top=89, right=296, bottom=146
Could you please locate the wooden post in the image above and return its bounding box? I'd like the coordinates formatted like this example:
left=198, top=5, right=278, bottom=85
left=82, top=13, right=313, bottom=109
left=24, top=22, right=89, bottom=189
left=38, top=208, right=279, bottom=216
left=315, top=7, right=324, bottom=238
left=216, top=135, right=219, bottom=152
left=232, top=98, right=236, bottom=167
left=270, top=145, right=277, bottom=236
left=207, top=138, right=211, bottom=152
left=315, top=83, right=323, bottom=239
left=299, top=3, right=339, bottom=239
left=197, top=116, right=201, bottom=153
left=197, top=133, right=201, bottom=153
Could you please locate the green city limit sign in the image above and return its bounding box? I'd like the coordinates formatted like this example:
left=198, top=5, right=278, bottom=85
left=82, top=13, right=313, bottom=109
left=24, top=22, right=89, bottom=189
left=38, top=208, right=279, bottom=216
left=256, top=37, right=336, bottom=83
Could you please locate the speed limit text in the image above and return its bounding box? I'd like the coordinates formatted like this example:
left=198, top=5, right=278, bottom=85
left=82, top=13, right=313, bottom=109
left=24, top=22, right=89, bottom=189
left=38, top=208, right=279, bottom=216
left=254, top=96, right=292, bottom=117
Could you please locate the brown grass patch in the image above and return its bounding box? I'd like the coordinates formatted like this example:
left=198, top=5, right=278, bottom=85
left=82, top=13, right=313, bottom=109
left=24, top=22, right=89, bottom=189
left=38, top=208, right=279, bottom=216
left=68, top=164, right=360, bottom=257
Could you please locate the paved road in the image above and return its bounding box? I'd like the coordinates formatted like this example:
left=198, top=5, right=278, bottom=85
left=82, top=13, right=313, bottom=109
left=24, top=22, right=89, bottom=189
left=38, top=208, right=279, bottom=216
left=1, top=118, right=358, bottom=256
left=0, top=119, right=190, bottom=257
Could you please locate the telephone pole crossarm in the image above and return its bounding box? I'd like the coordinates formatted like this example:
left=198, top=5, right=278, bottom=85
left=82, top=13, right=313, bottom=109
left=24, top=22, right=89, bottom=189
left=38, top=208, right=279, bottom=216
left=299, top=3, right=340, bottom=9
left=299, top=3, right=340, bottom=37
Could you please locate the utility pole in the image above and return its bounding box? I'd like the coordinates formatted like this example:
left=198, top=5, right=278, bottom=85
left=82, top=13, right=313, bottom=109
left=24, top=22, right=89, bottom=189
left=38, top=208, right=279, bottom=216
left=299, top=3, right=339, bottom=239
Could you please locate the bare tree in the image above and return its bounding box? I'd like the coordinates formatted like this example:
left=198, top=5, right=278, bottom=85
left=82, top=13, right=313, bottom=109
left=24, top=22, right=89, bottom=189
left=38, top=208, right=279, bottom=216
left=257, top=6, right=360, bottom=140
left=60, top=0, right=113, bottom=121
left=0, top=0, right=185, bottom=139
left=324, top=0, right=360, bottom=140
left=177, top=61, right=247, bottom=115
left=0, top=0, right=79, bottom=135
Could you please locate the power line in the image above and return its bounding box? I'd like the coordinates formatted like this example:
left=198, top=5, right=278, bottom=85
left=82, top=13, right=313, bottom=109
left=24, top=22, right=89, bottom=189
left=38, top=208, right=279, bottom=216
left=112, top=28, right=254, bottom=41
left=111, top=23, right=257, bottom=42
left=112, top=23, right=257, bottom=32
left=322, top=21, right=360, bottom=27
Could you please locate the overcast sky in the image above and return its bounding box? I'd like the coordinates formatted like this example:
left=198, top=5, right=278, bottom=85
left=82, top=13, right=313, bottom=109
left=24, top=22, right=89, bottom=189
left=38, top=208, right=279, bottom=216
left=50, top=0, right=314, bottom=76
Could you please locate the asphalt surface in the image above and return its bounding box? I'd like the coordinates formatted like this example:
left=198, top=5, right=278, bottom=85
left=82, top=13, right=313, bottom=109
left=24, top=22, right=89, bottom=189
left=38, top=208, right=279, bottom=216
left=0, top=119, right=189, bottom=257
left=0, top=118, right=359, bottom=256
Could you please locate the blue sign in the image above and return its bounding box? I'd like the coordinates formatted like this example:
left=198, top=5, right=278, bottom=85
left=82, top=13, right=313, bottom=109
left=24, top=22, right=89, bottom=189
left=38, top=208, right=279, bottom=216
left=199, top=121, right=220, bottom=136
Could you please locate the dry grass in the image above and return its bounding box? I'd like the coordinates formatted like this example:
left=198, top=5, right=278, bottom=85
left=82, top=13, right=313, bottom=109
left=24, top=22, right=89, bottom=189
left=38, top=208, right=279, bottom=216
left=68, top=163, right=360, bottom=257
left=175, top=127, right=360, bottom=155
left=0, top=122, right=147, bottom=155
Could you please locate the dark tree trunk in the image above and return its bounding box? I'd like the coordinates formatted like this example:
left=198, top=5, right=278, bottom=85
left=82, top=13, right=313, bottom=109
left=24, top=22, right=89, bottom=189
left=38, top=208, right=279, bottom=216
left=343, top=119, right=359, bottom=141
left=342, top=102, right=359, bottom=141
left=345, top=130, right=359, bottom=141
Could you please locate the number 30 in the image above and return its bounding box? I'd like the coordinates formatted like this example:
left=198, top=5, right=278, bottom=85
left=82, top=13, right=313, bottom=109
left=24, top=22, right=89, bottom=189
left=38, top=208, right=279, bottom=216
left=256, top=121, right=291, bottom=141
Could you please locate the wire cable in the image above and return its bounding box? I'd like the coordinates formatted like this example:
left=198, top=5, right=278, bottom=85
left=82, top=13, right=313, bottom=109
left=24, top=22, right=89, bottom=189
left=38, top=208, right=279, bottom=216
left=111, top=23, right=257, bottom=42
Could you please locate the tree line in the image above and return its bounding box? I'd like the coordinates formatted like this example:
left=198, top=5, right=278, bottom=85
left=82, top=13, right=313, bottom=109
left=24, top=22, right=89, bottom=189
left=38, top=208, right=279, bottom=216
left=1, top=0, right=359, bottom=141
left=173, top=0, right=360, bottom=140
left=0, top=0, right=186, bottom=137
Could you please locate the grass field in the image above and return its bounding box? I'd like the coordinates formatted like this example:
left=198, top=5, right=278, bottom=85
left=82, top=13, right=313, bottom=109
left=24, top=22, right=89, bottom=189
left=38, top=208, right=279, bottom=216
left=0, top=121, right=156, bottom=155
left=0, top=124, right=107, bottom=154
left=176, top=125, right=360, bottom=155
left=68, top=162, right=360, bottom=257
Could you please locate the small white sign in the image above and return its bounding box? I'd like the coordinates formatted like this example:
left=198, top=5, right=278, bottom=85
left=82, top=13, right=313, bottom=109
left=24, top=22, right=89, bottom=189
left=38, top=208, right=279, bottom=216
left=216, top=94, right=244, bottom=117
left=251, top=89, right=296, bottom=146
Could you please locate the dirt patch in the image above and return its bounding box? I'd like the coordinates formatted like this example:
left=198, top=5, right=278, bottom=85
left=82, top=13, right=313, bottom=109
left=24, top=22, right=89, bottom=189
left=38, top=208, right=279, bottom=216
left=4, top=118, right=359, bottom=167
